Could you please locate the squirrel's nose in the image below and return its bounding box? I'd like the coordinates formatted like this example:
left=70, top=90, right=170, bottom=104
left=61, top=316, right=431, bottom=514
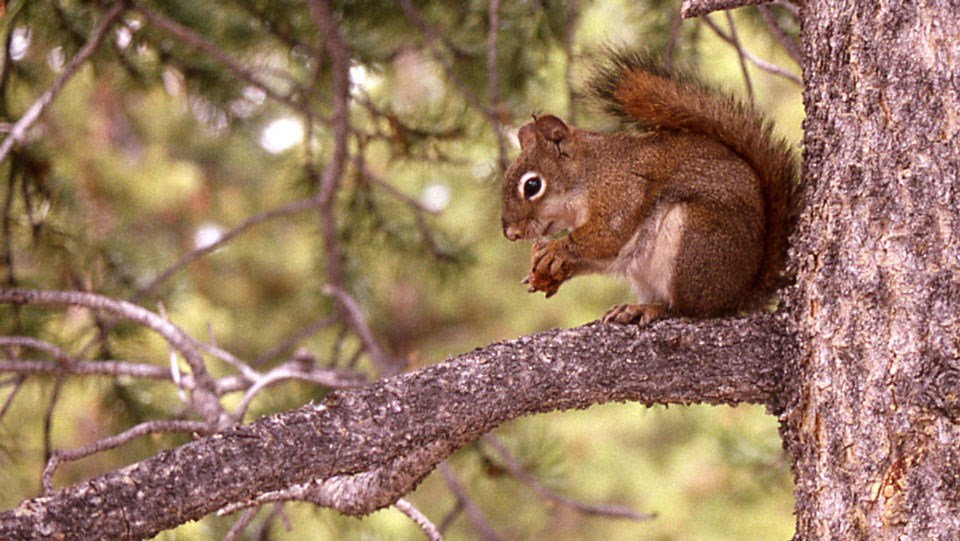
left=503, top=224, right=522, bottom=241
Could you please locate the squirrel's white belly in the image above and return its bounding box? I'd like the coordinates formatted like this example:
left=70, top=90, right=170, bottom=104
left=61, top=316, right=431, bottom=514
left=608, top=204, right=686, bottom=306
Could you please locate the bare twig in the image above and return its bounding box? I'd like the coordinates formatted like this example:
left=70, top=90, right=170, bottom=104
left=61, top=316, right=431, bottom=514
left=223, top=507, right=260, bottom=541
left=723, top=11, right=754, bottom=102
left=772, top=0, right=799, bottom=18
left=563, top=0, right=581, bottom=121
left=135, top=198, right=320, bottom=301
left=757, top=5, right=801, bottom=64
left=322, top=284, right=400, bottom=376
left=481, top=435, right=655, bottom=521
left=438, top=462, right=506, bottom=541
left=354, top=158, right=439, bottom=216
left=701, top=15, right=802, bottom=86
left=230, top=356, right=366, bottom=422
left=304, top=1, right=355, bottom=361
left=437, top=497, right=464, bottom=535
left=0, top=288, right=224, bottom=425
left=664, top=5, right=684, bottom=68
left=42, top=374, right=63, bottom=466
left=681, top=0, right=772, bottom=18
left=252, top=315, right=337, bottom=367
left=131, top=1, right=303, bottom=112
left=0, top=337, right=246, bottom=393
left=0, top=358, right=170, bottom=381
left=0, top=3, right=126, bottom=166
left=42, top=419, right=210, bottom=493
left=0, top=336, right=71, bottom=359
left=486, top=0, right=508, bottom=172
left=394, top=0, right=509, bottom=168
left=199, top=324, right=259, bottom=383
left=305, top=0, right=351, bottom=209
left=0, top=375, right=26, bottom=419
left=2, top=163, right=17, bottom=287
left=396, top=498, right=442, bottom=541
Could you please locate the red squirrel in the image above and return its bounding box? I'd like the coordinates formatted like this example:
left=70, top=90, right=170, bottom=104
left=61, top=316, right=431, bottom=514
left=500, top=51, right=798, bottom=324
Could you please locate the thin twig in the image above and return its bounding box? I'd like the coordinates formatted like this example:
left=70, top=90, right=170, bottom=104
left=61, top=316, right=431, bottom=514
left=305, top=0, right=353, bottom=347
left=41, top=371, right=64, bottom=471
left=135, top=198, right=320, bottom=301
left=0, top=288, right=224, bottom=425
left=305, top=0, right=351, bottom=209
left=437, top=498, right=465, bottom=535
left=2, top=161, right=18, bottom=287
left=230, top=357, right=366, bottom=422
left=395, top=0, right=487, bottom=120
left=223, top=507, right=260, bottom=541
left=486, top=0, right=508, bottom=172
left=394, top=0, right=509, bottom=167
left=322, top=284, right=400, bottom=376
left=563, top=0, right=581, bottom=122
left=723, top=11, right=754, bottom=102
left=42, top=419, right=210, bottom=493
left=757, top=5, right=801, bottom=64
left=438, top=462, right=506, bottom=541
left=481, top=435, right=655, bottom=521
left=664, top=5, right=684, bottom=68
left=130, top=1, right=303, bottom=113
left=0, top=358, right=168, bottom=380
left=355, top=157, right=439, bottom=216
left=0, top=375, right=26, bottom=419
left=251, top=315, right=337, bottom=367
left=681, top=0, right=771, bottom=18
left=200, top=325, right=259, bottom=383
left=772, top=0, right=799, bottom=18
left=701, top=15, right=802, bottom=86
left=0, top=336, right=71, bottom=359
left=396, top=498, right=442, bottom=541
left=0, top=2, right=126, bottom=166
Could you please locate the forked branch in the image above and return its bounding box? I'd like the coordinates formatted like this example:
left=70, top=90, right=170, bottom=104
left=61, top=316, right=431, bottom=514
left=0, top=314, right=793, bottom=540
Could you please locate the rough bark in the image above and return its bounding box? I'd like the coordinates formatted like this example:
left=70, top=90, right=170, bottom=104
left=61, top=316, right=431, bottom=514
left=783, top=0, right=960, bottom=538
left=0, top=316, right=792, bottom=540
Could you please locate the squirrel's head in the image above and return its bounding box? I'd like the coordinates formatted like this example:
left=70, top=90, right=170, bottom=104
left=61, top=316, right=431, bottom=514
left=500, top=114, right=589, bottom=241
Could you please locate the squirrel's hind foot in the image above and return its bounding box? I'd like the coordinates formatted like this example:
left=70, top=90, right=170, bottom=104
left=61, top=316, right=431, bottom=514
left=601, top=303, right=666, bottom=326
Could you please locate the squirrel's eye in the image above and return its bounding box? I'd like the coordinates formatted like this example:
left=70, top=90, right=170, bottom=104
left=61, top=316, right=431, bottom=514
left=519, top=171, right=546, bottom=201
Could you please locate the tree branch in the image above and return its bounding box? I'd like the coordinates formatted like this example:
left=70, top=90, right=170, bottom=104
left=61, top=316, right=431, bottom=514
left=680, top=0, right=773, bottom=18
left=0, top=3, right=126, bottom=165
left=0, top=288, right=224, bottom=425
left=0, top=314, right=793, bottom=540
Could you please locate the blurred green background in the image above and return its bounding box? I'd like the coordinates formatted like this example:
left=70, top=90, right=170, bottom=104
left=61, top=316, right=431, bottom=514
left=0, top=0, right=801, bottom=539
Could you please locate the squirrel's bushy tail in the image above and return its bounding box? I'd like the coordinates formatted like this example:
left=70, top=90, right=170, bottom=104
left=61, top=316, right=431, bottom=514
left=588, top=50, right=799, bottom=307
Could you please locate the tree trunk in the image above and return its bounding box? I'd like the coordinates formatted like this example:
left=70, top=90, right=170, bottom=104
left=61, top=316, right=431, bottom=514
left=784, top=0, right=960, bottom=538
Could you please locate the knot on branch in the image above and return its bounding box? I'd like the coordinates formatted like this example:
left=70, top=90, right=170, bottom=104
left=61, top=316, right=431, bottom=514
left=914, top=356, right=960, bottom=423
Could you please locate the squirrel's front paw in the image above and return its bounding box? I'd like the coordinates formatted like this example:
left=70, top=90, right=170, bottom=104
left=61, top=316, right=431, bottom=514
left=523, top=241, right=573, bottom=298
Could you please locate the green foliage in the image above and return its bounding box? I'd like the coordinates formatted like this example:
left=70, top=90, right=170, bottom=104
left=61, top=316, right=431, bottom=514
left=0, top=0, right=802, bottom=539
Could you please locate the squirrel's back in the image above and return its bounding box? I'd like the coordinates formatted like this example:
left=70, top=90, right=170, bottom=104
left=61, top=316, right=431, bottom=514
left=588, top=51, right=798, bottom=308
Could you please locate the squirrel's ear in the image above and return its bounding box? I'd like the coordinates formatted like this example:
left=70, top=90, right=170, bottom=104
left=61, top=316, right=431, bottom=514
left=518, top=122, right=538, bottom=149
left=534, top=115, right=569, bottom=144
